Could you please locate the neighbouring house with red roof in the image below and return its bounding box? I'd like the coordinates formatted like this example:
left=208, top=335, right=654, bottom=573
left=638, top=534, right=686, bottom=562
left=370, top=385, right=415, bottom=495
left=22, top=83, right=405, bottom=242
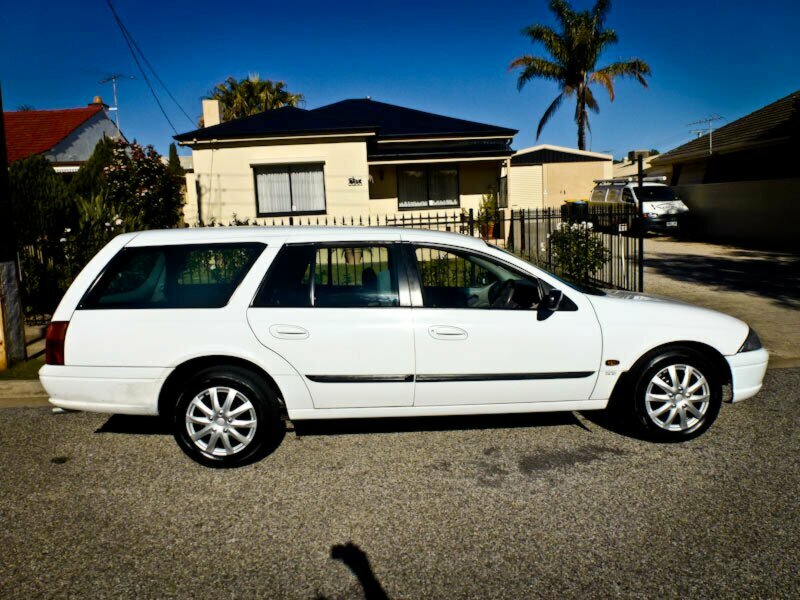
left=3, top=96, right=123, bottom=173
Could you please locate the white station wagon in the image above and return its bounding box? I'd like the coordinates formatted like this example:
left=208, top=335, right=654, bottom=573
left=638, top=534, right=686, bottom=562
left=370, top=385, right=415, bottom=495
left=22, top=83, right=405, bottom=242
left=40, top=227, right=769, bottom=467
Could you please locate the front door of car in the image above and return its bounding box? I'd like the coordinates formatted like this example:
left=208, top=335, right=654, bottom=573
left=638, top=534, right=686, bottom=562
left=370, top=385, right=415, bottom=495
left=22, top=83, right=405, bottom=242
left=406, top=244, right=602, bottom=407
left=246, top=242, right=415, bottom=409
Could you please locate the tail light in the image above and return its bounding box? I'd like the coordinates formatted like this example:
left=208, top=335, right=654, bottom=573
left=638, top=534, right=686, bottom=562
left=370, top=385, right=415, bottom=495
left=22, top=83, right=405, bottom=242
left=45, top=321, right=69, bottom=365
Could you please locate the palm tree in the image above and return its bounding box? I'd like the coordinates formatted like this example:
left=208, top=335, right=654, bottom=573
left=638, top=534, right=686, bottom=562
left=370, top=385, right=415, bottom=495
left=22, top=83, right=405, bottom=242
left=201, top=74, right=304, bottom=125
left=510, top=0, right=651, bottom=150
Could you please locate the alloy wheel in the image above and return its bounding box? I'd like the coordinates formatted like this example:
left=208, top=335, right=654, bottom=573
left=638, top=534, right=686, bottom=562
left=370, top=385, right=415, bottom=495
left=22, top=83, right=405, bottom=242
left=644, top=364, right=711, bottom=432
left=185, top=386, right=258, bottom=457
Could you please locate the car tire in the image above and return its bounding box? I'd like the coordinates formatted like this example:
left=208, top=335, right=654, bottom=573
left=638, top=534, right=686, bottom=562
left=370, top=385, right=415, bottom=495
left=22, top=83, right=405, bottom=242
left=172, top=366, right=284, bottom=468
left=627, top=349, right=722, bottom=442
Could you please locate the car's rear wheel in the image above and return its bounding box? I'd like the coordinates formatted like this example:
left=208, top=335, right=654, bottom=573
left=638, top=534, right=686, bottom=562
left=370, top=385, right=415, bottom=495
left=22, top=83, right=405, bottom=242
left=172, top=367, right=283, bottom=467
left=629, top=350, right=722, bottom=441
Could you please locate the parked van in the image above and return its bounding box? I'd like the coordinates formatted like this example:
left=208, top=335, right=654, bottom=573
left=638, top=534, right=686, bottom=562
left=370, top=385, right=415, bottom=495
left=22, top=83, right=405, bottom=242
left=589, top=177, right=689, bottom=232
left=39, top=227, right=767, bottom=467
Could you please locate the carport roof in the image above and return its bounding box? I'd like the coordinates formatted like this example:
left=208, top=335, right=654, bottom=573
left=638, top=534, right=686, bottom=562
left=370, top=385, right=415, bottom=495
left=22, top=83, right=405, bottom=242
left=510, top=144, right=612, bottom=166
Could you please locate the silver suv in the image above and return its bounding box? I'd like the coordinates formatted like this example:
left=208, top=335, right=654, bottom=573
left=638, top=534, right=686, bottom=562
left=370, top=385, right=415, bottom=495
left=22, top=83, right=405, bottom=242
left=590, top=177, right=689, bottom=232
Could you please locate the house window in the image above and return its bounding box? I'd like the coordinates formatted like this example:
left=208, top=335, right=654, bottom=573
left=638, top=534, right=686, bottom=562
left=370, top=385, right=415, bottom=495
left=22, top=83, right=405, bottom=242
left=398, top=166, right=459, bottom=210
left=254, top=163, right=326, bottom=216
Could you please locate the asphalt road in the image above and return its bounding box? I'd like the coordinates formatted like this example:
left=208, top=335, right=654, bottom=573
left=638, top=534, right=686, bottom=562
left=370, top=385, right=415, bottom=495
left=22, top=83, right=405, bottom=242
left=1, top=369, right=799, bottom=599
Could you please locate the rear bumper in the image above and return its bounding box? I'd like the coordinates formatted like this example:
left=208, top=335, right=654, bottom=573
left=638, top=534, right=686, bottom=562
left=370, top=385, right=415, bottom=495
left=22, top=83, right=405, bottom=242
left=726, top=348, right=769, bottom=402
left=39, top=365, right=167, bottom=416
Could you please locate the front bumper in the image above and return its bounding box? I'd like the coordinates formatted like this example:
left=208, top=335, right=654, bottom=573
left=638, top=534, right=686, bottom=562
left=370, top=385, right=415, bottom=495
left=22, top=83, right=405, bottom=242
left=645, top=213, right=686, bottom=232
left=725, top=348, right=769, bottom=402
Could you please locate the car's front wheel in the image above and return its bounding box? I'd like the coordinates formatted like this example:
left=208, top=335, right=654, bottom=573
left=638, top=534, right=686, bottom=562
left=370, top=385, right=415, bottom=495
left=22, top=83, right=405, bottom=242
left=629, top=350, right=722, bottom=441
left=172, top=367, right=284, bottom=467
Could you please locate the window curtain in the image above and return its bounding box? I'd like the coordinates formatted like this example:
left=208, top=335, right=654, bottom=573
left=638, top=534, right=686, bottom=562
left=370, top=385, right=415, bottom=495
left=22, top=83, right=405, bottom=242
left=398, top=168, right=428, bottom=208
left=255, top=167, right=291, bottom=214
left=290, top=165, right=325, bottom=212
left=428, top=167, right=458, bottom=206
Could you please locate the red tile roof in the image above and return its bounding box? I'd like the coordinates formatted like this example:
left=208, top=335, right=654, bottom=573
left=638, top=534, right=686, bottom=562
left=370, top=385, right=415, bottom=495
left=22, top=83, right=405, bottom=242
left=3, top=104, right=104, bottom=163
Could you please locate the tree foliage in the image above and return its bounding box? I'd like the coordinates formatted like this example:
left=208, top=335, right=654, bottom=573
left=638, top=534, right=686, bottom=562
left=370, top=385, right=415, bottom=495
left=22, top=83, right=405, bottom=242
left=68, top=136, right=116, bottom=201
left=549, top=221, right=610, bottom=281
left=104, top=140, right=183, bottom=230
left=8, top=155, right=72, bottom=246
left=510, top=0, right=651, bottom=149
left=202, top=74, right=304, bottom=124
left=8, top=138, right=183, bottom=316
left=167, top=142, right=186, bottom=177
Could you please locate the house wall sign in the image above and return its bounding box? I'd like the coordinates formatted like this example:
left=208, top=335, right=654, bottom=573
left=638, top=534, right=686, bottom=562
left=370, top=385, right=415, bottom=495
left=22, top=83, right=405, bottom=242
left=348, top=177, right=363, bottom=186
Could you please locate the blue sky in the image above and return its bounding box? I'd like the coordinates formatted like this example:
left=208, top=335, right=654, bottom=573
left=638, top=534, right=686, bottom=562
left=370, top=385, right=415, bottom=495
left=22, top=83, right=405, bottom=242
left=1, top=0, right=798, bottom=158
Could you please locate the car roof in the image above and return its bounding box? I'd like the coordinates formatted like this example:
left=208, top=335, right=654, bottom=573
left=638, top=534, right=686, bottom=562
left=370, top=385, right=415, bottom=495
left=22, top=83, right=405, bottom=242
left=595, top=182, right=667, bottom=188
left=122, top=226, right=491, bottom=251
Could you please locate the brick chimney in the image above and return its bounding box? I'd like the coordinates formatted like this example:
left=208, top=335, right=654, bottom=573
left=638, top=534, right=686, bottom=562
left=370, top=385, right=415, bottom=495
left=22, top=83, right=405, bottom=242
left=202, top=99, right=222, bottom=127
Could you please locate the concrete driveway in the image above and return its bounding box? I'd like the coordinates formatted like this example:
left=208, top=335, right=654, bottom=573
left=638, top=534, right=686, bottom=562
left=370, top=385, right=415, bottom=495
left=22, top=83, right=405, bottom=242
left=1, top=368, right=798, bottom=598
left=644, top=237, right=800, bottom=365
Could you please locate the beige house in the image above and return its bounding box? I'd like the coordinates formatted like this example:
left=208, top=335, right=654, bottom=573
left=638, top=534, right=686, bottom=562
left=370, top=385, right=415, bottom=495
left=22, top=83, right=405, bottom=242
left=175, top=98, right=517, bottom=225
left=503, top=145, right=612, bottom=210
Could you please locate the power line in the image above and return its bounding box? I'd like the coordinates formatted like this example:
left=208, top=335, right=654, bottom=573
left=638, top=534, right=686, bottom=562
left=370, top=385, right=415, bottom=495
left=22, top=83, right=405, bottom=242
left=111, top=15, right=194, bottom=126
left=106, top=0, right=177, bottom=134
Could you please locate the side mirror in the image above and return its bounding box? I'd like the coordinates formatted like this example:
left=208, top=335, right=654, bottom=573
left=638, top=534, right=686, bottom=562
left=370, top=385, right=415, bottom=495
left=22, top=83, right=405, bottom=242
left=544, top=289, right=563, bottom=311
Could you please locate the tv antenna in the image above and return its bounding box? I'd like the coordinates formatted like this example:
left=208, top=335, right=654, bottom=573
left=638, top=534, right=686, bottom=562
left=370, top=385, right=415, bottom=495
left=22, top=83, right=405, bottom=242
left=99, top=73, right=134, bottom=137
left=687, top=114, right=724, bottom=154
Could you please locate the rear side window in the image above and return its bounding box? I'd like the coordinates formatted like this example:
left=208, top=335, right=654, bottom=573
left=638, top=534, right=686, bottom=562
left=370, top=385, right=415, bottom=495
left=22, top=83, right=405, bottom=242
left=590, top=188, right=606, bottom=202
left=80, top=243, right=265, bottom=309
left=606, top=188, right=621, bottom=203
left=253, top=244, right=399, bottom=308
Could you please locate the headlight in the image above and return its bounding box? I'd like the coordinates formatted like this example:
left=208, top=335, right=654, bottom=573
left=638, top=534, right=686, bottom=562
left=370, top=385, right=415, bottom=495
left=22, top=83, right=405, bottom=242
left=739, top=328, right=762, bottom=352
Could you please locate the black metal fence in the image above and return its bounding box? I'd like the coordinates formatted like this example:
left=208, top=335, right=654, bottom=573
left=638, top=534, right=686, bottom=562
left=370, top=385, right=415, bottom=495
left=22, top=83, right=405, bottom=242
left=19, top=204, right=642, bottom=321
left=258, top=204, right=643, bottom=291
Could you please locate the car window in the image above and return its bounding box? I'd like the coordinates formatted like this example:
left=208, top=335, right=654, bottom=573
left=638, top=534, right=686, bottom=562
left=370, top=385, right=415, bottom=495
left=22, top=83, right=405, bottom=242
left=413, top=246, right=541, bottom=309
left=80, top=243, right=265, bottom=309
left=606, top=188, right=621, bottom=203
left=635, top=186, right=678, bottom=201
left=590, top=188, right=606, bottom=203
left=253, top=245, right=315, bottom=307
left=622, top=188, right=635, bottom=204
left=254, top=244, right=399, bottom=308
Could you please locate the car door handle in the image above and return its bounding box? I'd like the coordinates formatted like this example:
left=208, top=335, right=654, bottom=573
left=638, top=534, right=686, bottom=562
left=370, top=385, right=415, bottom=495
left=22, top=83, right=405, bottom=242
left=428, top=325, right=468, bottom=340
left=269, top=324, right=309, bottom=340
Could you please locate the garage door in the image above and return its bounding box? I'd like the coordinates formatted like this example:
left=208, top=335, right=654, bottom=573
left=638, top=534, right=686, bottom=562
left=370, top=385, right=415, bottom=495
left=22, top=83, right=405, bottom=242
left=509, top=164, right=543, bottom=209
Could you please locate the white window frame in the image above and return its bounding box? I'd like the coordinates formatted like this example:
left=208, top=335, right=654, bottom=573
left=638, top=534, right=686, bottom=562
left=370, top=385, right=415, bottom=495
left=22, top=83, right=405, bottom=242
left=253, top=162, right=327, bottom=217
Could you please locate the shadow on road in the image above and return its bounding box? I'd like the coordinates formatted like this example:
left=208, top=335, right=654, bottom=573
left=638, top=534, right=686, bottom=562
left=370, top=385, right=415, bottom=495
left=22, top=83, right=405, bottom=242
left=645, top=249, right=800, bottom=308
left=95, top=414, right=171, bottom=435
left=316, top=542, right=390, bottom=600
left=94, top=410, right=589, bottom=439
left=293, top=411, right=582, bottom=437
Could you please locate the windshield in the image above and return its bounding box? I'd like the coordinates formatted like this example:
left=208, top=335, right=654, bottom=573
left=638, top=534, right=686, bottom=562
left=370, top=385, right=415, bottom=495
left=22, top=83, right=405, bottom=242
left=633, top=186, right=678, bottom=201
left=489, top=244, right=607, bottom=296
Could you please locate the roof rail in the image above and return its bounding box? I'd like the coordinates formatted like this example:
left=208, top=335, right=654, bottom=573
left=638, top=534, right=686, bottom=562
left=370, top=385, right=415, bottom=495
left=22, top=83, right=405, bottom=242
left=593, top=176, right=667, bottom=185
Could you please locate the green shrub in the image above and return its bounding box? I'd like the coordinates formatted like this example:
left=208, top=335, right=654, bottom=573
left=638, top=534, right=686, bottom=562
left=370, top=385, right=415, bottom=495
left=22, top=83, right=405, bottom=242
left=548, top=221, right=610, bottom=282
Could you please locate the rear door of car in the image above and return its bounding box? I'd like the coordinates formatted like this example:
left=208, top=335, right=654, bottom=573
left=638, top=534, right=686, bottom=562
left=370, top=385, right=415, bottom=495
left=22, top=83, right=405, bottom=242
left=246, top=237, right=416, bottom=409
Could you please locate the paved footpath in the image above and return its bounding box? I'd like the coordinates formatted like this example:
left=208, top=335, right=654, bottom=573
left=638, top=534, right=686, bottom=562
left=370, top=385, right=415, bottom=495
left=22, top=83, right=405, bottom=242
left=0, top=380, right=49, bottom=408
left=644, top=237, right=800, bottom=367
